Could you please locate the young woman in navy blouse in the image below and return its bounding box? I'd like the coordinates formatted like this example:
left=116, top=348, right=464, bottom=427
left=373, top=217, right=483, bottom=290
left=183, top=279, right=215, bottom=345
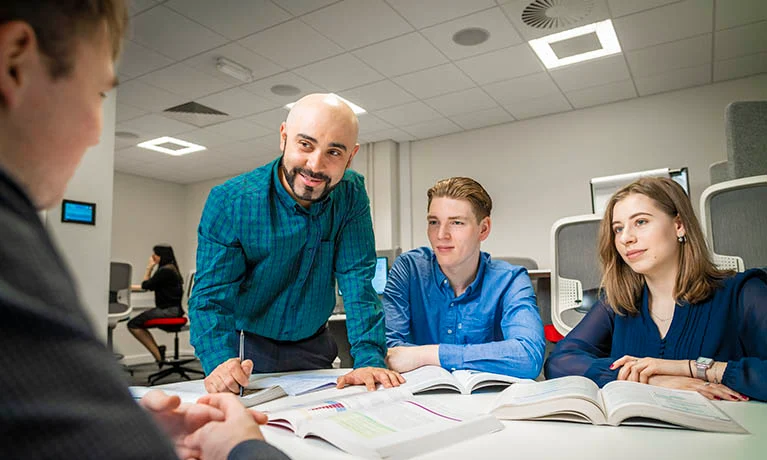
left=545, top=177, right=766, bottom=401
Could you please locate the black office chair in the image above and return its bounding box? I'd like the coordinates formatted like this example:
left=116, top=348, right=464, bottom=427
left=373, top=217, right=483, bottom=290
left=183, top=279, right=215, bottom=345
left=144, top=316, right=204, bottom=385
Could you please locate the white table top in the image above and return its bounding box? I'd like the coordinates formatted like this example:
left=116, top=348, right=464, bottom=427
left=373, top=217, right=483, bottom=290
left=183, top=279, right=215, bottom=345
left=154, top=369, right=767, bottom=460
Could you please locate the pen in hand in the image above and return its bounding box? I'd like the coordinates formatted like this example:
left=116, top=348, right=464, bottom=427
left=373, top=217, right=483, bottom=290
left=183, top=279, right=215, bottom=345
left=239, top=329, right=245, bottom=397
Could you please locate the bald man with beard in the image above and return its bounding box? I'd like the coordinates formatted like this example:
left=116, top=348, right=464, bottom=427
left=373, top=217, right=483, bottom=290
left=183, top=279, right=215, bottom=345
left=190, top=94, right=404, bottom=394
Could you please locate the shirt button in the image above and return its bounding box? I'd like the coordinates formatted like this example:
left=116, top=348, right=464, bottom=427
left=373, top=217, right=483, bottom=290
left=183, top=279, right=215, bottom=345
left=451, top=368, right=456, bottom=371
left=458, top=323, right=462, bottom=329
left=447, top=329, right=453, bottom=334
left=450, top=302, right=454, bottom=307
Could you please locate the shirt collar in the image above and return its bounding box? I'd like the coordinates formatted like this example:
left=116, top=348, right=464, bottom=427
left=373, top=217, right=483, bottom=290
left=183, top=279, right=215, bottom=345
left=271, top=157, right=332, bottom=216
left=431, top=250, right=489, bottom=298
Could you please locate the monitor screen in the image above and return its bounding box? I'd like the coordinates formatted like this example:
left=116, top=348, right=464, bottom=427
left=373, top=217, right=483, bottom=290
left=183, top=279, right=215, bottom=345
left=338, top=256, right=389, bottom=297
left=61, top=199, right=96, bottom=225
left=371, top=256, right=388, bottom=295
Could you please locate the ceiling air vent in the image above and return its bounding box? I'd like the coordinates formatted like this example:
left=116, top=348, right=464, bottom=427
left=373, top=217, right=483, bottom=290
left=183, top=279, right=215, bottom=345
left=163, top=101, right=229, bottom=128
left=521, top=0, right=595, bottom=29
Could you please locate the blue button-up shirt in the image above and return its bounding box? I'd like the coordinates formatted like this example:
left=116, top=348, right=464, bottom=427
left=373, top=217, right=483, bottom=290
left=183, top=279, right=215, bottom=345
left=384, top=247, right=545, bottom=378
left=189, top=157, right=386, bottom=374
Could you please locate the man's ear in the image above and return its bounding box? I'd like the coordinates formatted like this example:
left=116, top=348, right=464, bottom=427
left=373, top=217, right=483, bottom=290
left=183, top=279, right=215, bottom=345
left=479, top=216, right=492, bottom=242
left=279, top=122, right=288, bottom=151
left=0, top=21, right=37, bottom=109
left=345, top=143, right=360, bottom=169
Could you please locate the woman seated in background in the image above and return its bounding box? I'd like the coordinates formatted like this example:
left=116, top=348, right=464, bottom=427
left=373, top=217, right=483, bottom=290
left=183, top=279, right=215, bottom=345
left=128, top=245, right=184, bottom=365
left=544, top=177, right=766, bottom=401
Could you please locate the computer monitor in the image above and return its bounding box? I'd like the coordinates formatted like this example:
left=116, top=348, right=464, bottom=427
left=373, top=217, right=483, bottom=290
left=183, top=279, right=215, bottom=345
left=590, top=167, right=689, bottom=214
left=371, top=256, right=388, bottom=295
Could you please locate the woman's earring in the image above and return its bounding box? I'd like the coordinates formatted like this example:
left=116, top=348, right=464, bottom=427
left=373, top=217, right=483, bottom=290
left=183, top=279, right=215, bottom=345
left=677, top=235, right=686, bottom=244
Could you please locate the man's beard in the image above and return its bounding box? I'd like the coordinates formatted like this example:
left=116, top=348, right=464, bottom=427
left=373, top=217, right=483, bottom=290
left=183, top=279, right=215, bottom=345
left=280, top=157, right=337, bottom=203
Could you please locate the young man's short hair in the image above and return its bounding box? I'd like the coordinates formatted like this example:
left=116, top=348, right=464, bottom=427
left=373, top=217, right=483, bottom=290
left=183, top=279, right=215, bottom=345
left=0, top=0, right=128, bottom=79
left=427, top=177, right=492, bottom=222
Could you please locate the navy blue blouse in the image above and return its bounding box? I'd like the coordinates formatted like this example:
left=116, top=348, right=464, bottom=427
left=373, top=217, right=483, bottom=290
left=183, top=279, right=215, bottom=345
left=545, top=269, right=767, bottom=401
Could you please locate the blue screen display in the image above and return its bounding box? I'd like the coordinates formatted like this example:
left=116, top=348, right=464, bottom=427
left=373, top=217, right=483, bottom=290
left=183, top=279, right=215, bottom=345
left=62, top=200, right=95, bottom=225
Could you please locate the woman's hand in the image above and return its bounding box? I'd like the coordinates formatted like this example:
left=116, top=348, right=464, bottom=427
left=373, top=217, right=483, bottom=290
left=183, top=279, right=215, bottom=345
left=646, top=375, right=748, bottom=401
left=147, top=255, right=157, bottom=269
left=611, top=355, right=691, bottom=383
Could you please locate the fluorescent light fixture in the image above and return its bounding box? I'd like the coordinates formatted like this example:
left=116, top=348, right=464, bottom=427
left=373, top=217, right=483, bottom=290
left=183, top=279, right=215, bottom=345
left=137, top=136, right=206, bottom=156
left=528, top=19, right=621, bottom=69
left=285, top=93, right=367, bottom=115
left=216, top=57, right=253, bottom=83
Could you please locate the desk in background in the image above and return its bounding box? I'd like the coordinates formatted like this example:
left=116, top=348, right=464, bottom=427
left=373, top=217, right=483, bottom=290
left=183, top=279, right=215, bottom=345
left=154, top=370, right=767, bottom=460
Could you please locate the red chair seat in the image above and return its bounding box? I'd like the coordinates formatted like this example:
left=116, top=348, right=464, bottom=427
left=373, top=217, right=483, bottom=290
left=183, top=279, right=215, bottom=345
left=143, top=317, right=187, bottom=328
left=544, top=324, right=564, bottom=343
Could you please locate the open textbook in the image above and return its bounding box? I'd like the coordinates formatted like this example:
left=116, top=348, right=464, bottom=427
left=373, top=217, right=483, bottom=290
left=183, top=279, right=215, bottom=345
left=129, top=385, right=288, bottom=408
left=265, top=387, right=503, bottom=459
left=401, top=365, right=530, bottom=394
left=489, top=376, right=747, bottom=433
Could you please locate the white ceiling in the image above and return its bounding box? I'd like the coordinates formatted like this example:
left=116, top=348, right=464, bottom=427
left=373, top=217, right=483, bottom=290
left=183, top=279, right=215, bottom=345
left=115, top=0, right=767, bottom=184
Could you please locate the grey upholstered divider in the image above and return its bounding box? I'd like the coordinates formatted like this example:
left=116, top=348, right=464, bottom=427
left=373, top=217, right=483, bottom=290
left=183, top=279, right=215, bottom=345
left=726, top=101, right=767, bottom=179
left=709, top=160, right=730, bottom=184
left=709, top=183, right=767, bottom=269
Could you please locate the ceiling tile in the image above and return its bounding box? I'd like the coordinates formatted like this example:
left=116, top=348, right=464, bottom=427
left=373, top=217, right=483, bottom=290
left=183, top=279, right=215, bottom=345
left=207, top=119, right=271, bottom=141
left=714, top=52, right=767, bottom=81
left=421, top=8, right=524, bottom=60
left=182, top=43, right=284, bottom=83
left=172, top=126, right=232, bottom=148
left=626, top=33, right=712, bottom=78
left=360, top=127, right=416, bottom=143
left=455, top=43, right=543, bottom=85
left=353, top=33, right=448, bottom=78
left=117, top=40, right=174, bottom=79
left=337, top=80, right=416, bottom=111
left=271, top=0, right=338, bottom=16
left=302, top=0, right=413, bottom=50
left=715, top=0, right=767, bottom=30
left=294, top=54, right=384, bottom=92
left=482, top=73, right=559, bottom=105
left=117, top=114, right=196, bottom=138
left=242, top=72, right=326, bottom=105
left=129, top=0, right=160, bottom=16
left=197, top=88, right=278, bottom=118
left=504, top=92, right=572, bottom=120
left=424, top=88, right=499, bottom=116
left=714, top=21, right=767, bottom=60
left=357, top=114, right=393, bottom=134
left=403, top=117, right=463, bottom=139
left=550, top=55, right=631, bottom=92
left=607, top=0, right=681, bottom=17
left=613, top=0, right=713, bottom=51
left=635, top=64, right=711, bottom=95
left=375, top=101, right=443, bottom=127
left=449, top=107, right=513, bottom=130
left=117, top=80, right=187, bottom=112
left=165, top=0, right=291, bottom=40
left=565, top=79, right=637, bottom=108
left=388, top=0, right=496, bottom=29
left=130, top=6, right=228, bottom=60
left=238, top=19, right=344, bottom=69
left=392, top=63, right=475, bottom=99
left=246, top=108, right=290, bottom=130
left=116, top=103, right=147, bottom=123
left=138, top=62, right=234, bottom=99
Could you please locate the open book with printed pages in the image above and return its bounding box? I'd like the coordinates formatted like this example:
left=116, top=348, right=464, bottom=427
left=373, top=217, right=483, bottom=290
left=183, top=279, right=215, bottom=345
left=488, top=376, right=748, bottom=434
left=265, top=387, right=504, bottom=459
left=129, top=385, right=287, bottom=408
left=248, top=373, right=339, bottom=396
left=400, top=365, right=531, bottom=395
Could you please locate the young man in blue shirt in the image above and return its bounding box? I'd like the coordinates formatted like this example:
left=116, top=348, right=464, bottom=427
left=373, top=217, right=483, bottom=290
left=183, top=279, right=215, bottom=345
left=384, top=177, right=545, bottom=378
left=190, top=93, right=403, bottom=393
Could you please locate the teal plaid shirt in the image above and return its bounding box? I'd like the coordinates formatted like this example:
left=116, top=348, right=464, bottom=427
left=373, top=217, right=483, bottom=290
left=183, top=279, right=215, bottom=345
left=189, top=157, right=386, bottom=374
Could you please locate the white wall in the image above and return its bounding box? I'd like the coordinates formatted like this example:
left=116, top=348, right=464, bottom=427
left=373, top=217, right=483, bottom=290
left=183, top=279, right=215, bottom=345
left=46, top=92, right=117, bottom=341
left=182, top=175, right=235, bottom=273
left=111, top=172, right=188, bottom=284
left=407, top=74, right=767, bottom=268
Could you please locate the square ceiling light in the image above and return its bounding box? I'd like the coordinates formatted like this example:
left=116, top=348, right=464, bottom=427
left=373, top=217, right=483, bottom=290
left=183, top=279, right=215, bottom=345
left=528, top=19, right=621, bottom=69
left=285, top=93, right=366, bottom=115
left=137, top=136, right=206, bottom=156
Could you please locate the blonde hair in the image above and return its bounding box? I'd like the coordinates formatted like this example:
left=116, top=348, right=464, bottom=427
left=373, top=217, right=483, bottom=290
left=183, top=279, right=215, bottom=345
left=427, top=177, right=492, bottom=222
left=598, top=177, right=731, bottom=315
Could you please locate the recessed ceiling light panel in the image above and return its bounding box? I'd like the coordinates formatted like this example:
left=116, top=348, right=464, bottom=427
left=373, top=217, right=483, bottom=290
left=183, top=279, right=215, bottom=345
left=528, top=19, right=621, bottom=69
left=137, top=136, right=206, bottom=156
